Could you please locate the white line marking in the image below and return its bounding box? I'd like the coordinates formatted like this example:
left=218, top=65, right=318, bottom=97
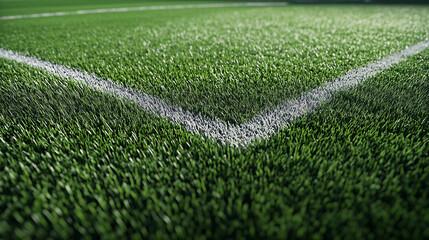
left=0, top=40, right=428, bottom=146
left=0, top=2, right=289, bottom=20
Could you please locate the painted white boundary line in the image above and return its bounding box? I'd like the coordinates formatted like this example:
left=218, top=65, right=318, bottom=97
left=0, top=40, right=428, bottom=146
left=0, top=2, right=288, bottom=20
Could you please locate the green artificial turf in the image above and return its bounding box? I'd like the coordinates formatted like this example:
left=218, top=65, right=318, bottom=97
left=1, top=4, right=428, bottom=123
left=0, top=0, right=236, bottom=16
left=1, top=47, right=428, bottom=240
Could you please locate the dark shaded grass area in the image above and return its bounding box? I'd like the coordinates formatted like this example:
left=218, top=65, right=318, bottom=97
left=0, top=50, right=428, bottom=239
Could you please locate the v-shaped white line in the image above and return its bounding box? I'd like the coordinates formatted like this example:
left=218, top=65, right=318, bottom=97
left=1, top=40, right=428, bottom=147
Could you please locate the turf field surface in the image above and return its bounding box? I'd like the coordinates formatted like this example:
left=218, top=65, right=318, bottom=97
left=1, top=3, right=428, bottom=123
left=0, top=1, right=428, bottom=239
left=1, top=39, right=428, bottom=146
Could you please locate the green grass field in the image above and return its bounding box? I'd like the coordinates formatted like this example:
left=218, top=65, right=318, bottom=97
left=0, top=1, right=428, bottom=239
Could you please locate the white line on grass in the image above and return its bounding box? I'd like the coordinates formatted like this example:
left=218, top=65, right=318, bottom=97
left=0, top=2, right=288, bottom=20
left=0, top=40, right=428, bottom=146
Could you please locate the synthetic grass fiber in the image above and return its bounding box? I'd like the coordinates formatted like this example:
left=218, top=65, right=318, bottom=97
left=1, top=4, right=428, bottom=123
left=0, top=1, right=428, bottom=239
left=1, top=40, right=427, bottom=147
left=1, top=47, right=428, bottom=240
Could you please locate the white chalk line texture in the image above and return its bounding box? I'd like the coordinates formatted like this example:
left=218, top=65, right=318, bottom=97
left=0, top=2, right=289, bottom=20
left=0, top=40, right=428, bottom=146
